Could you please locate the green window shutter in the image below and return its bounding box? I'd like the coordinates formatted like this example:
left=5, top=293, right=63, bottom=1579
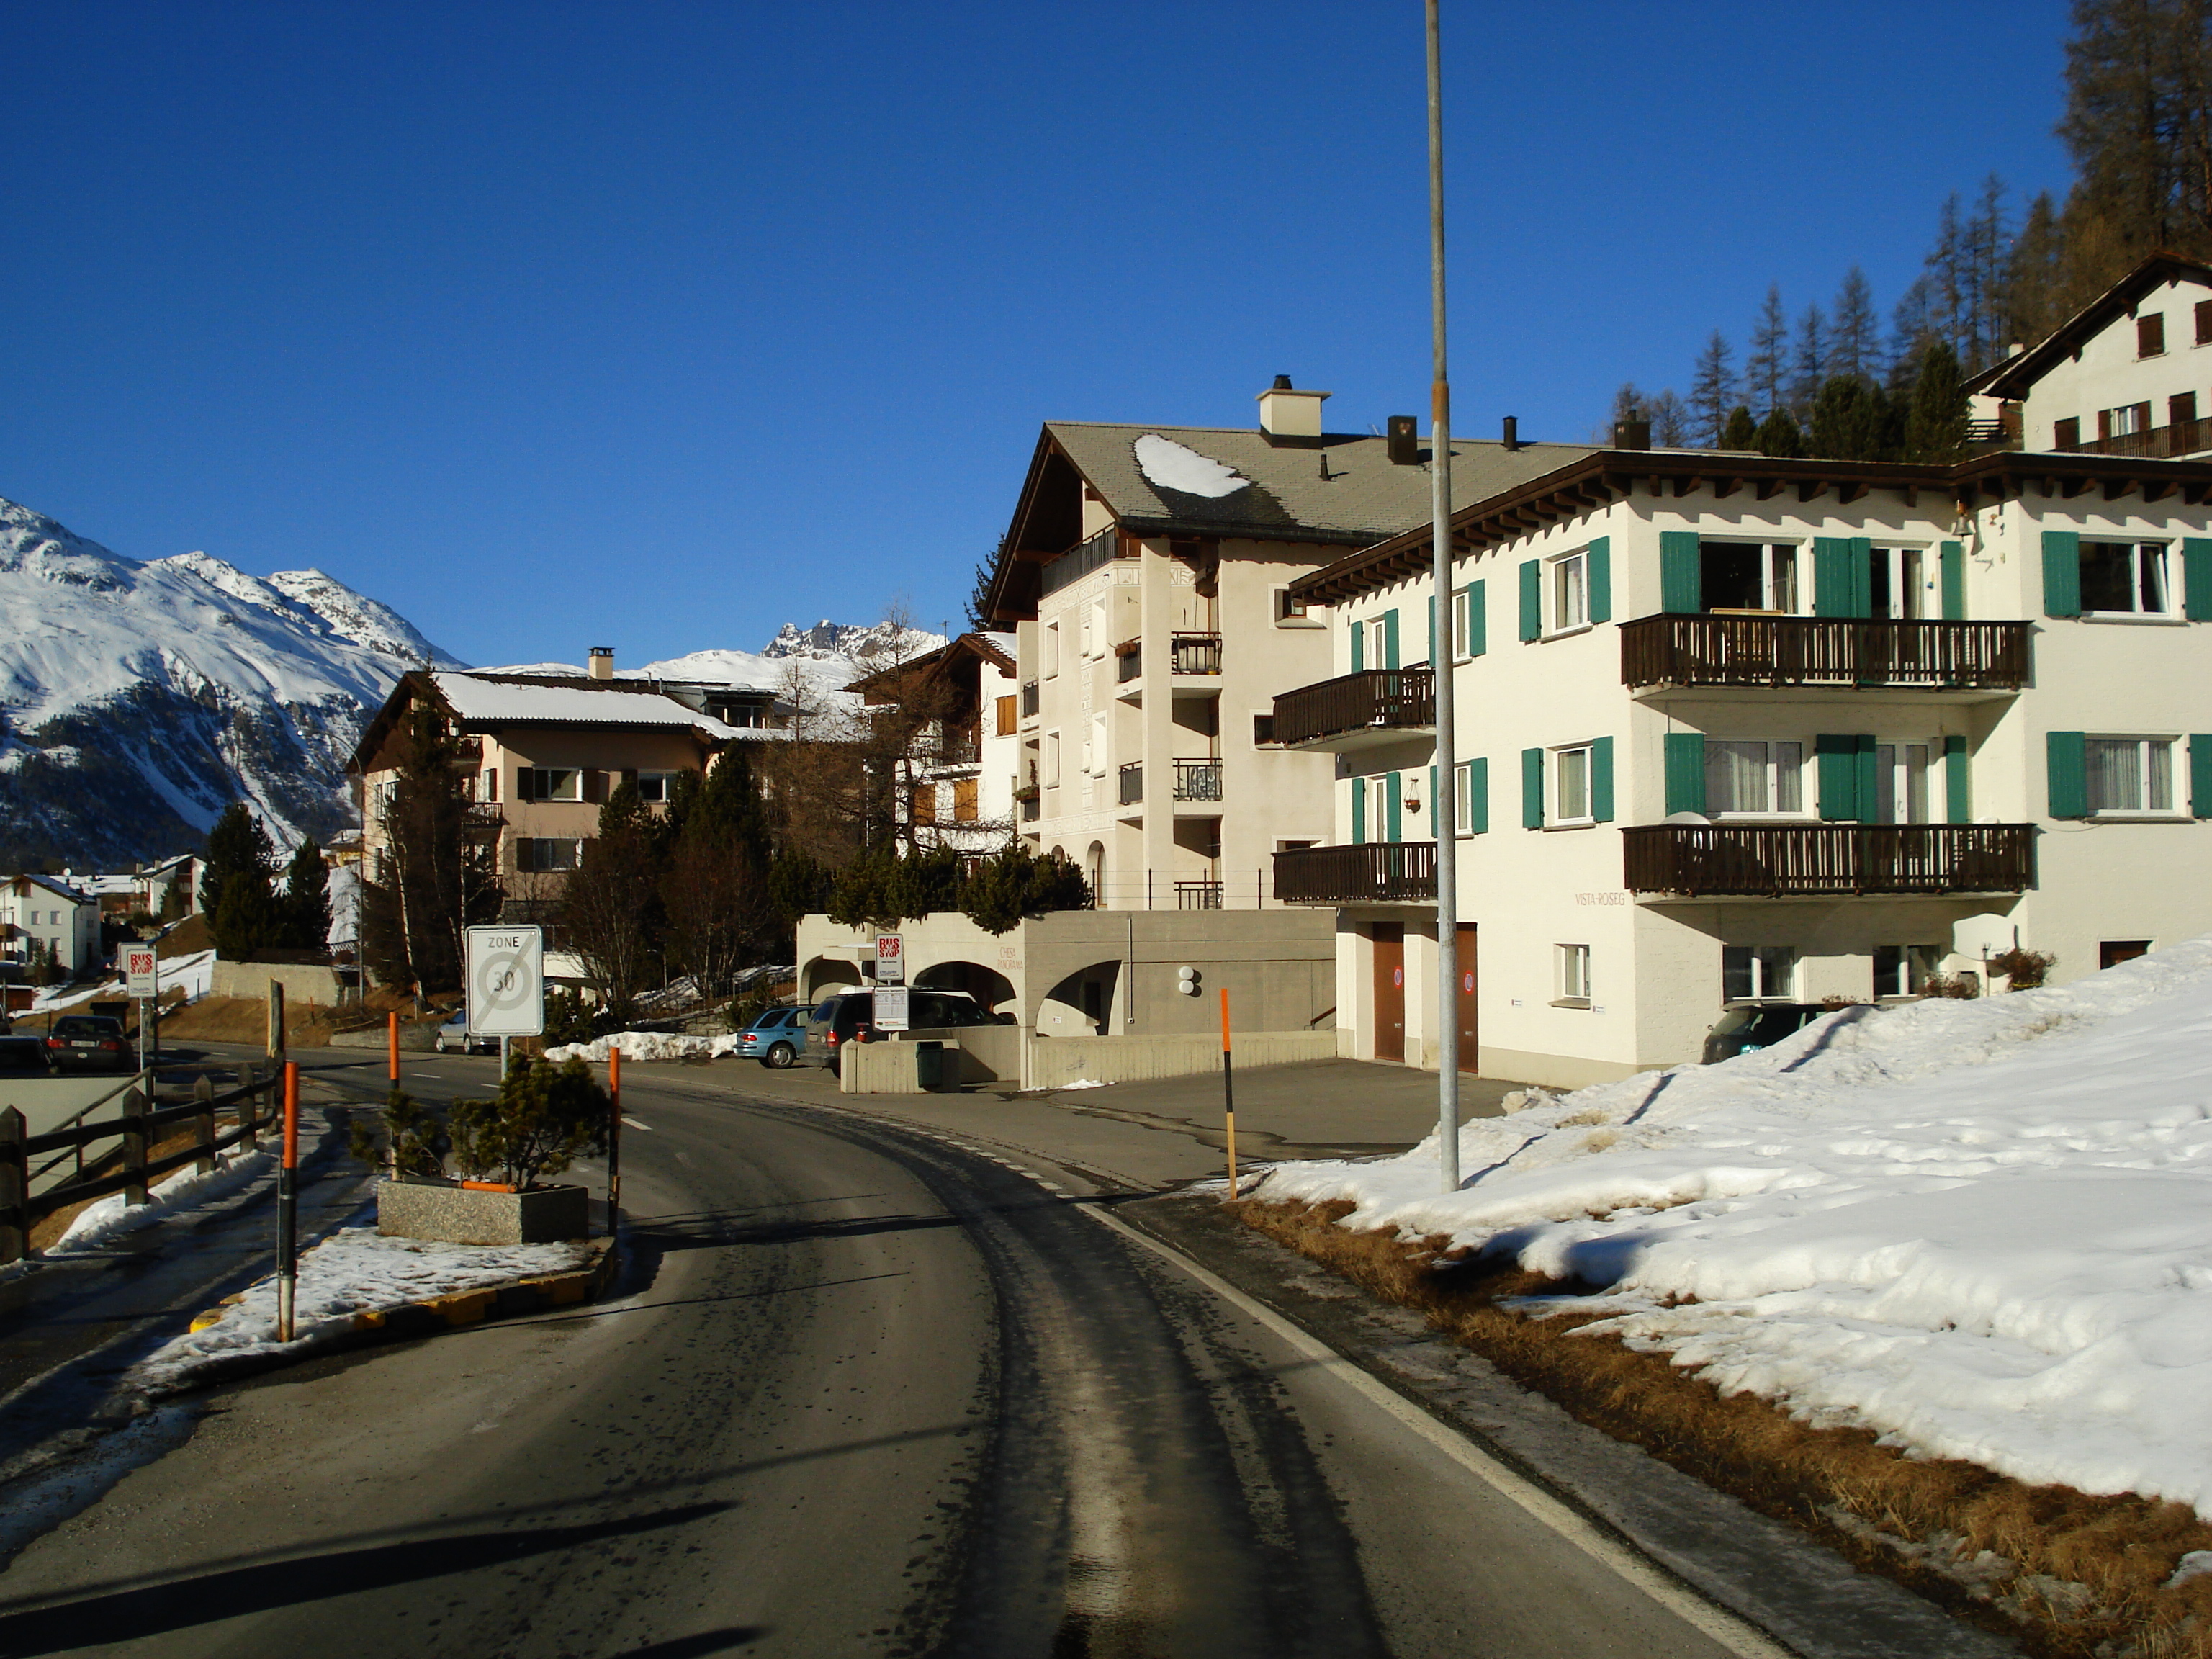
left=1813, top=538, right=1864, bottom=618
left=1587, top=536, right=1612, bottom=624
left=1383, top=608, right=1401, bottom=670
left=1816, top=734, right=1859, bottom=821
left=1518, top=560, right=1541, bottom=641
left=2041, top=531, right=2082, bottom=618
left=1467, top=757, right=1489, bottom=834
left=2046, top=730, right=2088, bottom=818
left=1941, top=541, right=1966, bottom=621
left=1465, top=580, right=1488, bottom=657
left=1591, top=735, right=1615, bottom=822
left=2192, top=735, right=2212, bottom=817
left=1945, top=734, right=1971, bottom=824
left=1664, top=732, right=1707, bottom=814
left=1349, top=616, right=1364, bottom=672
left=1521, top=747, right=1545, bottom=828
left=2185, top=539, right=2212, bottom=621
left=1659, top=531, right=1701, bottom=613
left=1385, top=770, right=1403, bottom=841
left=1849, top=537, right=1874, bottom=617
left=1350, top=776, right=1366, bottom=843
left=1426, top=596, right=1437, bottom=665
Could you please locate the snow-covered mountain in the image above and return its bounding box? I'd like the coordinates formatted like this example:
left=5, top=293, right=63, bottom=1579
left=761, top=619, right=945, bottom=666
left=0, top=495, right=463, bottom=870
left=481, top=622, right=948, bottom=711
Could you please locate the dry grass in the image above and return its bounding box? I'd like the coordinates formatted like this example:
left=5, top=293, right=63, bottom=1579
left=154, top=996, right=337, bottom=1048
left=1231, top=1196, right=2212, bottom=1659
left=27, top=1122, right=247, bottom=1250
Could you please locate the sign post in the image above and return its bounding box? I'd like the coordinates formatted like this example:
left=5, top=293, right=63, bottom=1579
left=874, top=933, right=904, bottom=984
left=464, top=925, right=546, bottom=1053
left=1220, top=987, right=1238, bottom=1197
left=277, top=1061, right=299, bottom=1341
left=123, top=947, right=158, bottom=1076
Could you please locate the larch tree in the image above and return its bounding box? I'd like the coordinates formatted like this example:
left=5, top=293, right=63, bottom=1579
left=1688, top=331, right=1738, bottom=446
left=1743, top=285, right=1789, bottom=415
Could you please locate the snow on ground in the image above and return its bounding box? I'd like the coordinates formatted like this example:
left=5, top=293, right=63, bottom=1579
left=49, top=1148, right=274, bottom=1253
left=544, top=1030, right=746, bottom=1064
left=27, top=948, right=216, bottom=1015
left=1258, top=938, right=2212, bottom=1516
left=127, top=1225, right=590, bottom=1396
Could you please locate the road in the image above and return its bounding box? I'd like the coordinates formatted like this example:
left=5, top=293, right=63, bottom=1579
left=0, top=1052, right=1757, bottom=1659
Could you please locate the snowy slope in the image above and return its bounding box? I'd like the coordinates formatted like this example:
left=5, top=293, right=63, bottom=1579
left=0, top=495, right=462, bottom=867
left=1261, top=941, right=2212, bottom=1515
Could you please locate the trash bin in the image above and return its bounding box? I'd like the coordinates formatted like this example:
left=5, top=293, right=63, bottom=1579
left=914, top=1040, right=945, bottom=1090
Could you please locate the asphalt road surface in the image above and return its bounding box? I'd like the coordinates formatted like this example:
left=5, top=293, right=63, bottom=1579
left=0, top=1056, right=1759, bottom=1659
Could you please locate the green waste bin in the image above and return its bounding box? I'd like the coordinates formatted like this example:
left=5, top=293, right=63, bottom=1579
left=914, top=1040, right=945, bottom=1090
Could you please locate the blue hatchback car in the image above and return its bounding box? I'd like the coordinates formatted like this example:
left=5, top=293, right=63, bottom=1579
left=737, top=1005, right=807, bottom=1068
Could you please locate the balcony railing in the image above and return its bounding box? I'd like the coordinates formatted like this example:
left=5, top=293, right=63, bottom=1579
left=1174, top=881, right=1223, bottom=910
left=1021, top=680, right=1039, bottom=717
left=1170, top=633, right=1222, bottom=675
left=1118, top=762, right=1144, bottom=805
left=1173, top=758, right=1223, bottom=801
left=2059, top=417, right=2212, bottom=459
left=1040, top=526, right=1131, bottom=597
left=1620, top=614, right=2030, bottom=691
left=1274, top=842, right=1437, bottom=904
left=1115, top=640, right=1141, bottom=683
left=1272, top=668, right=1435, bottom=747
left=1622, top=822, right=2036, bottom=897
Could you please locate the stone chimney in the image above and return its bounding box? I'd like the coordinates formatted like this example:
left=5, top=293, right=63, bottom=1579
left=588, top=647, right=614, bottom=680
left=1256, top=374, right=1329, bottom=447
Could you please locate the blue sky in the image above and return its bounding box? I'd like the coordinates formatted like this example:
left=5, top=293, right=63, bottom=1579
left=4, top=1, right=2073, bottom=669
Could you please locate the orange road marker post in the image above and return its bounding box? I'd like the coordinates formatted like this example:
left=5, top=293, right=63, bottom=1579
left=1220, top=986, right=1238, bottom=1197
left=607, top=1045, right=623, bottom=1226
left=387, top=1012, right=400, bottom=1086
left=277, top=1061, right=300, bottom=1341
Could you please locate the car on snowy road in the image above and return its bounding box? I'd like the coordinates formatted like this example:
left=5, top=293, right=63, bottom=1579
left=737, top=1005, right=807, bottom=1068
left=43, top=1015, right=134, bottom=1074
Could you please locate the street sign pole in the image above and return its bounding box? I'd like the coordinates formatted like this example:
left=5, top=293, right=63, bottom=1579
left=277, top=1061, right=300, bottom=1342
left=1425, top=0, right=1462, bottom=1195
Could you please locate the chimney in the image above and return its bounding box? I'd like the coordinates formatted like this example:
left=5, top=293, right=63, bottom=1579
left=1385, top=414, right=1421, bottom=464
left=588, top=647, right=614, bottom=680
left=1256, top=374, right=1329, bottom=447
left=1611, top=415, right=1652, bottom=451
left=1501, top=415, right=1520, bottom=451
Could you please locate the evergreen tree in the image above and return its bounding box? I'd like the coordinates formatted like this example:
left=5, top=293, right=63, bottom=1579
left=204, top=804, right=279, bottom=961
left=959, top=842, right=1091, bottom=936
left=279, top=837, right=331, bottom=952
left=1806, top=375, right=1893, bottom=462
left=202, top=804, right=272, bottom=922
left=1688, top=331, right=1737, bottom=445
left=2056, top=0, right=2212, bottom=287
left=1753, top=407, right=1806, bottom=458
left=2006, top=190, right=2068, bottom=346
left=561, top=781, right=665, bottom=1017
left=765, top=848, right=832, bottom=934
left=1886, top=274, right=1941, bottom=392
left=1743, top=285, right=1789, bottom=416
left=964, top=540, right=1007, bottom=631
left=1719, top=405, right=1759, bottom=449
left=1830, top=266, right=1881, bottom=384
left=1904, top=341, right=1972, bottom=462
left=1789, top=303, right=1829, bottom=416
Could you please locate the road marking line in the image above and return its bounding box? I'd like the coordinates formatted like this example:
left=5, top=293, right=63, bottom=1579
left=621, top=1117, right=654, bottom=1131
left=1079, top=1203, right=1791, bottom=1659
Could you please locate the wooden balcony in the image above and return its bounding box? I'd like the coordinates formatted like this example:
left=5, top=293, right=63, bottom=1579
left=1620, top=614, right=2029, bottom=691
left=2059, top=417, right=2212, bottom=459
left=1622, top=822, right=2036, bottom=898
left=1274, top=842, right=1437, bottom=904
left=1272, top=668, right=1435, bottom=750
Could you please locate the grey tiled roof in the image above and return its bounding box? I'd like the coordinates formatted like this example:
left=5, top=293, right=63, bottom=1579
left=1044, top=421, right=1601, bottom=544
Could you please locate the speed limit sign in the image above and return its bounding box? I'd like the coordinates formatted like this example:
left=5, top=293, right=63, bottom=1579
left=465, top=925, right=545, bottom=1037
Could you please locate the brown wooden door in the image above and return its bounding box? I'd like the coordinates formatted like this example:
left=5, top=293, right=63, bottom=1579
left=1455, top=922, right=1478, bottom=1072
left=1372, top=922, right=1405, bottom=1063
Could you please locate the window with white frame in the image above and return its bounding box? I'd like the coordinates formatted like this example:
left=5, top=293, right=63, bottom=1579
left=1088, top=597, right=1107, bottom=658
left=2087, top=735, right=2177, bottom=814
left=1699, top=541, right=1800, bottom=613
left=1552, top=743, right=1593, bottom=824
left=1555, top=943, right=1592, bottom=1004
left=1046, top=622, right=1061, bottom=677
left=634, top=771, right=676, bottom=804
left=515, top=837, right=581, bottom=873
left=1452, top=761, right=1473, bottom=835
left=1274, top=587, right=1309, bottom=621
left=1705, top=740, right=1804, bottom=815
left=1550, top=549, right=1588, bottom=633
left=1876, top=742, right=1935, bottom=823
left=1451, top=587, right=1474, bottom=658
left=1874, top=944, right=1941, bottom=999
left=1089, top=711, right=1107, bottom=775
left=2080, top=541, right=2173, bottom=614
left=1044, top=732, right=1061, bottom=788
left=1722, top=945, right=1796, bottom=1002
left=1364, top=615, right=1390, bottom=667
left=1871, top=547, right=1931, bottom=620
left=524, top=768, right=583, bottom=801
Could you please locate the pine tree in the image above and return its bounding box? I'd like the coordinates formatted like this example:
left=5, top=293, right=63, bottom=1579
left=1689, top=331, right=1737, bottom=446
left=2057, top=0, right=2212, bottom=276
left=1789, top=303, right=1829, bottom=416
left=1807, top=375, right=1893, bottom=462
left=1744, top=285, right=1789, bottom=415
left=1753, top=408, right=1806, bottom=458
left=1904, top=341, right=1972, bottom=463
left=1887, top=274, right=1940, bottom=392
left=1720, top=405, right=1759, bottom=450
left=2007, top=190, right=2067, bottom=347
left=204, top=804, right=279, bottom=961
left=964, top=540, right=1007, bottom=631
left=279, top=838, right=331, bottom=952
left=1830, top=266, right=1881, bottom=385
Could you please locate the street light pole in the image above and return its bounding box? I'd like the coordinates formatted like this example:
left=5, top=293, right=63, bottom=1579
left=1426, top=0, right=1461, bottom=1194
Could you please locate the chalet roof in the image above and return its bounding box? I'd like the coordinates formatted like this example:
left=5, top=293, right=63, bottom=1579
left=346, top=671, right=738, bottom=775
left=8, top=873, right=92, bottom=905
left=843, top=630, right=1017, bottom=698
left=984, top=421, right=1596, bottom=621
left=1966, top=251, right=2212, bottom=402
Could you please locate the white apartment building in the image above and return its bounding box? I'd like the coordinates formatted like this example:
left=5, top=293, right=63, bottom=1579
left=981, top=382, right=1588, bottom=909
left=1, top=873, right=102, bottom=978
left=1972, top=252, right=2212, bottom=459
left=1277, top=443, right=2212, bottom=1090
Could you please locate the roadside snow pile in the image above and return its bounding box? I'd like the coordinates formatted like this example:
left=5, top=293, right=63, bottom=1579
left=48, top=1148, right=275, bottom=1254
left=543, top=1030, right=746, bottom=1064
left=1259, top=938, right=2212, bottom=1516
left=127, top=1226, right=591, bottom=1396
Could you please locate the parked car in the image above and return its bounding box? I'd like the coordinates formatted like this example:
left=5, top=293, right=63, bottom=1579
left=44, top=1014, right=134, bottom=1074
left=0, top=1035, right=53, bottom=1076
left=1701, top=1003, right=1833, bottom=1066
left=434, top=1008, right=500, bottom=1056
left=801, top=989, right=994, bottom=1074
left=737, top=1005, right=809, bottom=1069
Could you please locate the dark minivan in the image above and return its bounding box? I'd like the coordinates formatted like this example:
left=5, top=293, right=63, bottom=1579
left=801, top=989, right=994, bottom=1074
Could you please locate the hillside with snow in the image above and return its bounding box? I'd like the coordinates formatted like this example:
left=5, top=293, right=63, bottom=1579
left=481, top=619, right=948, bottom=714
left=0, top=495, right=462, bottom=868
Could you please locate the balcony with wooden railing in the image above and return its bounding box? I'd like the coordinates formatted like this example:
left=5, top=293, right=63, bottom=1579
left=1273, top=842, right=1437, bottom=904
left=1170, top=633, right=1222, bottom=675
left=1622, top=822, right=2036, bottom=898
left=1272, top=668, right=1436, bottom=750
left=1620, top=614, right=2030, bottom=691
left=2059, top=416, right=2212, bottom=460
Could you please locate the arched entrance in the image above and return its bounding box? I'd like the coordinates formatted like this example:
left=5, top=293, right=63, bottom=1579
left=1036, top=961, right=1122, bottom=1037
left=913, top=958, right=1017, bottom=1017
left=799, top=956, right=863, bottom=1002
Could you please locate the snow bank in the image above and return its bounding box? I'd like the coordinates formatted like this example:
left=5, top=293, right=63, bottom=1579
left=543, top=1030, right=745, bottom=1064
left=127, top=1226, right=590, bottom=1395
left=49, top=1148, right=275, bottom=1254
left=28, top=948, right=215, bottom=1017
left=1259, top=939, right=2212, bottom=1515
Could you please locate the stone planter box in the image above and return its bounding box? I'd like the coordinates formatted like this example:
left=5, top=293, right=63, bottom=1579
left=376, top=1179, right=590, bottom=1245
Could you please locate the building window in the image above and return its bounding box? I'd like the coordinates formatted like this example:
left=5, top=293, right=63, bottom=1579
left=1450, top=587, right=1473, bottom=657
left=1871, top=547, right=1930, bottom=619
left=2102, top=939, right=2152, bottom=969
left=1555, top=943, right=1592, bottom=1005
left=1274, top=588, right=1308, bottom=621
left=1252, top=713, right=1277, bottom=745
left=1044, top=732, right=1061, bottom=788
left=523, top=768, right=583, bottom=802
left=1088, top=712, right=1107, bottom=775
left=2101, top=401, right=2152, bottom=439
left=515, top=837, right=581, bottom=873
left=953, top=778, right=979, bottom=821
left=1722, top=945, right=1795, bottom=1002
left=1699, top=541, right=1799, bottom=613
left=996, top=695, right=1017, bottom=737
left=1550, top=550, right=1588, bottom=632
left=1876, top=742, right=1934, bottom=823
left=1452, top=760, right=1473, bottom=834
left=1364, top=615, right=1390, bottom=667
left=481, top=768, right=498, bottom=803
left=2138, top=313, right=2167, bottom=357
left=2080, top=540, right=2172, bottom=614
left=2174, top=392, right=2200, bottom=428
left=634, top=771, right=675, bottom=804
left=1705, top=740, right=1804, bottom=815
left=1874, top=944, right=1941, bottom=999
left=1046, top=623, right=1061, bottom=678
left=2087, top=736, right=2177, bottom=814
left=1552, top=743, right=1593, bottom=824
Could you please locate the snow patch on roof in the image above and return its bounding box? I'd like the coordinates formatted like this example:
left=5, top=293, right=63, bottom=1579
left=1133, top=433, right=1253, bottom=499
left=429, top=673, right=738, bottom=736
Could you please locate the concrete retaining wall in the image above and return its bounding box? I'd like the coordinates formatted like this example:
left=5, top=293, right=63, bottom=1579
left=211, top=961, right=346, bottom=1004
left=1024, top=1030, right=1334, bottom=1091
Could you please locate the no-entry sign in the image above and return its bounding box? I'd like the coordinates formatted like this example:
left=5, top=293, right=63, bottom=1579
left=465, top=925, right=545, bottom=1037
